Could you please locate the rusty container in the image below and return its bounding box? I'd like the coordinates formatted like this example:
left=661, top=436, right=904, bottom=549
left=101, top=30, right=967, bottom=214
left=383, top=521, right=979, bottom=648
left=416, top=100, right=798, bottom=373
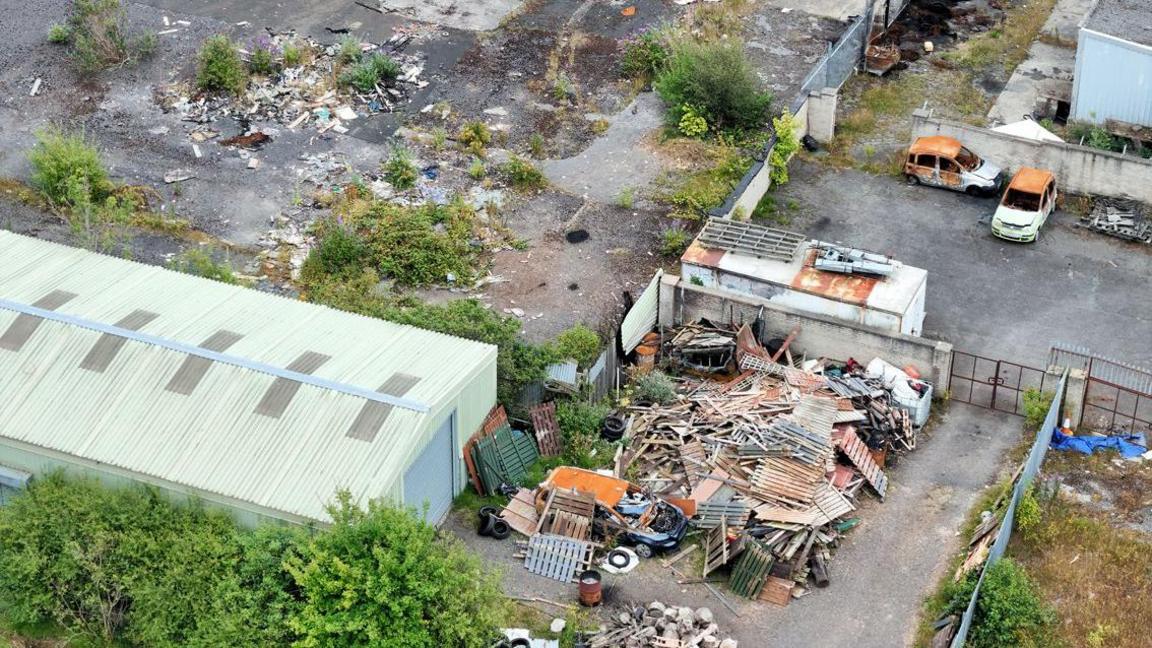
left=634, top=343, right=657, bottom=373
left=578, top=570, right=602, bottom=607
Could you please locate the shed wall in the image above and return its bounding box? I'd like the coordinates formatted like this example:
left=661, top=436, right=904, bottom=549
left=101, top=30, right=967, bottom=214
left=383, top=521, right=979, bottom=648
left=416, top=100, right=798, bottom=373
left=1072, top=30, right=1152, bottom=128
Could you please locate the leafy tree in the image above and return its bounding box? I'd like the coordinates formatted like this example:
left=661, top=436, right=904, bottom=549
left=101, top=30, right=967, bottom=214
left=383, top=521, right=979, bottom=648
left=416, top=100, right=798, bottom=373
left=285, top=493, right=504, bottom=648
left=769, top=110, right=800, bottom=185
left=553, top=324, right=601, bottom=368
left=654, top=40, right=772, bottom=132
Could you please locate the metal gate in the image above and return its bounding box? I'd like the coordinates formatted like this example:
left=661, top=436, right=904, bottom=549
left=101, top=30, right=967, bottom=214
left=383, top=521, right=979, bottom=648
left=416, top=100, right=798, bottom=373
left=1050, top=344, right=1152, bottom=432
left=948, top=351, right=1058, bottom=416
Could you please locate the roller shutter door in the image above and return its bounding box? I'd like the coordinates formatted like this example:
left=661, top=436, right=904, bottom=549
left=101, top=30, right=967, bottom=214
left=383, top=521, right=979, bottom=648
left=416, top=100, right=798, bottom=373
left=403, top=415, right=455, bottom=525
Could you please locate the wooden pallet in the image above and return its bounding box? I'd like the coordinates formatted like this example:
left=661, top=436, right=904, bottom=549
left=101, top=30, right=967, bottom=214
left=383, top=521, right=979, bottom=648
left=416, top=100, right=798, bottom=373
left=833, top=428, right=888, bottom=498
left=523, top=534, right=595, bottom=582
left=729, top=540, right=775, bottom=599
left=702, top=517, right=729, bottom=578
left=758, top=576, right=794, bottom=607
left=694, top=500, right=749, bottom=529
left=536, top=488, right=596, bottom=540
left=530, top=401, right=563, bottom=457
left=499, top=488, right=540, bottom=537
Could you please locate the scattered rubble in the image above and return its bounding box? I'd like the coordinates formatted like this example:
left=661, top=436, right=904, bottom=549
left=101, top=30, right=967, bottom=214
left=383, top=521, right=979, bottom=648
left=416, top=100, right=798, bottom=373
left=1077, top=197, right=1152, bottom=245
left=587, top=602, right=737, bottom=648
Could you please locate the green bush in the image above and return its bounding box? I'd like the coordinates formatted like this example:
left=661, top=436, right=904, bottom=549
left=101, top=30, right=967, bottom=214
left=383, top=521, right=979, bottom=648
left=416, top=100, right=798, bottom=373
left=769, top=110, right=800, bottom=185
left=282, top=43, right=302, bottom=66
left=300, top=223, right=370, bottom=282
left=27, top=128, right=112, bottom=206
left=1022, top=388, right=1053, bottom=430
left=1015, top=485, right=1042, bottom=539
left=556, top=401, right=614, bottom=468
left=196, top=35, right=248, bottom=95
left=633, top=370, right=678, bottom=404
left=499, top=156, right=547, bottom=191
left=362, top=201, right=475, bottom=286
left=528, top=133, right=546, bottom=158
left=620, top=30, right=668, bottom=80
left=947, top=559, right=1057, bottom=648
left=383, top=146, right=419, bottom=190
left=677, top=104, right=709, bottom=138
left=285, top=493, right=504, bottom=647
left=459, top=121, right=492, bottom=157
left=167, top=247, right=239, bottom=284
left=339, top=53, right=400, bottom=92
left=659, top=226, right=691, bottom=257
left=248, top=45, right=277, bottom=76
left=338, top=35, right=361, bottom=63
left=654, top=40, right=772, bottom=133
left=67, top=0, right=155, bottom=73
left=48, top=23, right=71, bottom=43
left=553, top=325, right=601, bottom=368
left=468, top=158, right=486, bottom=180
left=662, top=148, right=750, bottom=218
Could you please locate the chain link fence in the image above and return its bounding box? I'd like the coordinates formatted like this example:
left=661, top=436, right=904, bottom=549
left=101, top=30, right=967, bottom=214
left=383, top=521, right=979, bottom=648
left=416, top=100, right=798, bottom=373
left=791, top=6, right=874, bottom=112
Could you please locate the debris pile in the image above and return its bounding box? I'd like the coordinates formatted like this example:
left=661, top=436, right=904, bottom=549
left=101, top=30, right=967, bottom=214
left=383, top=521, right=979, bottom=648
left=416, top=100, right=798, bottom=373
left=615, top=320, right=931, bottom=602
left=155, top=31, right=426, bottom=134
left=588, top=602, right=737, bottom=648
left=1077, top=197, right=1152, bottom=245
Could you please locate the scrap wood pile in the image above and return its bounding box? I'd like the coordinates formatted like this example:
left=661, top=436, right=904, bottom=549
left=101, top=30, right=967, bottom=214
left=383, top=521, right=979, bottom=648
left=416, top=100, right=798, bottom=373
left=620, top=321, right=928, bottom=603
left=1077, top=197, right=1152, bottom=245
left=587, top=602, right=737, bottom=648
left=156, top=30, right=427, bottom=136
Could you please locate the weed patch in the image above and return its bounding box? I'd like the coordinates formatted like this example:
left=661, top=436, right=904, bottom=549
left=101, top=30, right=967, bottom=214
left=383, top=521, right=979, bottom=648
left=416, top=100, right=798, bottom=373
left=339, top=53, right=400, bottom=93
left=167, top=248, right=239, bottom=284
left=197, top=35, right=247, bottom=95
left=65, top=0, right=155, bottom=73
left=499, top=156, right=547, bottom=191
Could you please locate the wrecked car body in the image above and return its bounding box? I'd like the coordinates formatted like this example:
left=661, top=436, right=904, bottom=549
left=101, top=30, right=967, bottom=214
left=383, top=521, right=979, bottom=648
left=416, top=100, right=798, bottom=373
left=905, top=136, right=1004, bottom=195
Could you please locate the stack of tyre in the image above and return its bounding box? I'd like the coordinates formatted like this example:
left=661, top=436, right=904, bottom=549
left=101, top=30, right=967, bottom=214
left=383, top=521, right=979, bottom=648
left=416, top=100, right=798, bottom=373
left=476, top=505, right=511, bottom=539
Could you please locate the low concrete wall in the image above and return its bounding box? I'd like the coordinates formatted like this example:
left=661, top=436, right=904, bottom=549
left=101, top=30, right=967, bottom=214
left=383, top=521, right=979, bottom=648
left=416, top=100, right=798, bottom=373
left=911, top=109, right=1152, bottom=202
left=659, top=275, right=954, bottom=390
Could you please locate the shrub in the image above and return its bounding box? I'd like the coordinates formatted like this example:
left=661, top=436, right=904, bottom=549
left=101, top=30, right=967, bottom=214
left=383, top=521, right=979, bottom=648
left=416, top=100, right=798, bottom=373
left=338, top=35, right=361, bottom=63
left=1015, top=485, right=1042, bottom=539
left=553, top=325, right=601, bottom=368
left=361, top=202, right=475, bottom=285
left=662, top=147, right=749, bottom=218
left=382, top=146, right=419, bottom=190
left=67, top=0, right=155, bottom=73
left=659, top=226, right=691, bottom=257
left=552, top=73, right=573, bottom=103
left=300, top=223, right=370, bottom=282
left=616, top=187, right=634, bottom=209
left=27, top=128, right=112, bottom=206
left=556, top=401, right=614, bottom=468
left=654, top=40, right=772, bottom=132
left=430, top=127, right=448, bottom=151
left=620, top=30, right=668, bottom=80
left=468, top=158, right=486, bottom=180
left=1022, top=388, right=1053, bottom=430
left=528, top=133, right=545, bottom=158
left=282, top=42, right=302, bottom=66
left=48, top=23, right=71, bottom=43
left=458, top=121, right=492, bottom=157
left=196, top=35, right=248, bottom=95
left=769, top=110, right=800, bottom=185
left=340, top=53, right=400, bottom=92
left=499, top=156, right=546, bottom=191
left=678, top=104, right=709, bottom=138
left=285, top=493, right=504, bottom=647
left=947, top=559, right=1057, bottom=648
left=167, top=247, right=239, bottom=284
left=633, top=370, right=677, bottom=404
left=248, top=35, right=279, bottom=75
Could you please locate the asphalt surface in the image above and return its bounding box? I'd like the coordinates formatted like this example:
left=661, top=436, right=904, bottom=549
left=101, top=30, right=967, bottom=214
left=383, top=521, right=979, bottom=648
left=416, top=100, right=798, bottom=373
left=778, top=160, right=1152, bottom=369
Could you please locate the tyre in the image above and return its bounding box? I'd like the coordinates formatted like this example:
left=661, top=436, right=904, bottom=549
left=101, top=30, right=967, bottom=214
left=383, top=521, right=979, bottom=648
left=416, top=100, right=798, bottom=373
left=489, top=519, right=511, bottom=540
left=477, top=513, right=497, bottom=537
left=633, top=543, right=654, bottom=559
left=607, top=549, right=631, bottom=569
left=905, top=174, right=920, bottom=185
left=965, top=185, right=983, bottom=196
left=477, top=505, right=499, bottom=521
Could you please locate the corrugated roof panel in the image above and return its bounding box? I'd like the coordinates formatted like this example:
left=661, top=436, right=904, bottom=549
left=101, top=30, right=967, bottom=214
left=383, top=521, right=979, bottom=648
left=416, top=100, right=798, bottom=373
left=346, top=373, right=422, bottom=442
left=0, top=232, right=498, bottom=522
left=165, top=330, right=245, bottom=395
left=0, top=289, right=76, bottom=351
left=254, top=351, right=331, bottom=418
left=79, top=309, right=159, bottom=372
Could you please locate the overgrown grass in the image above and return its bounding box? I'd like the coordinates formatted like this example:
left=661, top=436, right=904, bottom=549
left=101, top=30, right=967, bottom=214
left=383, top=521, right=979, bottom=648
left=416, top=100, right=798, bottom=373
left=499, top=156, right=547, bottom=191
left=65, top=0, right=156, bottom=73
left=167, top=247, right=239, bottom=284
left=339, top=53, right=400, bottom=93
left=1010, top=492, right=1152, bottom=648
left=951, top=0, right=1058, bottom=73
left=656, top=142, right=749, bottom=219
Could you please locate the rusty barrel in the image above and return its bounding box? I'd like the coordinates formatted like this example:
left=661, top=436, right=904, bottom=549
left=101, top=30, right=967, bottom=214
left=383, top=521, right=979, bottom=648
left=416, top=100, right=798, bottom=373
left=578, top=570, right=602, bottom=607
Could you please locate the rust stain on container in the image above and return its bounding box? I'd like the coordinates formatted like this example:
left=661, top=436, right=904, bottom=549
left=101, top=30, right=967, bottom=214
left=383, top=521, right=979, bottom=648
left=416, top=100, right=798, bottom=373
left=680, top=240, right=725, bottom=266
left=791, top=249, right=878, bottom=305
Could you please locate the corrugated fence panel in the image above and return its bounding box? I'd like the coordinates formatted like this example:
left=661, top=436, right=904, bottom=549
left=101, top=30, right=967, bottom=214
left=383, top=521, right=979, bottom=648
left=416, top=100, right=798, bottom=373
left=1072, top=32, right=1152, bottom=128
left=620, top=270, right=662, bottom=354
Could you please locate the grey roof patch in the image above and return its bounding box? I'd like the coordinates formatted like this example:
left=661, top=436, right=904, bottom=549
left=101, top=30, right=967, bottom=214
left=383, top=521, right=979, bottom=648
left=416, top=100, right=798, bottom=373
left=165, top=330, right=244, bottom=395
left=80, top=310, right=159, bottom=372
left=1084, top=0, right=1152, bottom=47
left=0, top=290, right=77, bottom=351
left=254, top=351, right=332, bottom=418
left=346, top=373, right=422, bottom=442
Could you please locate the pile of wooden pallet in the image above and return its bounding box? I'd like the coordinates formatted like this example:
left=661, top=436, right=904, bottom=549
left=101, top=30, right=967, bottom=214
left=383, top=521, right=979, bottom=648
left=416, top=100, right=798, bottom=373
left=617, top=322, right=924, bottom=603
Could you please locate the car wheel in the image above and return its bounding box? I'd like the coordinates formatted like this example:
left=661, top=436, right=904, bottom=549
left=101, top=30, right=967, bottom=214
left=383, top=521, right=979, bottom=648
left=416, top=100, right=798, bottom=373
left=633, top=543, right=654, bottom=559
left=905, top=174, right=920, bottom=185
left=965, top=186, right=982, bottom=196
left=489, top=519, right=511, bottom=540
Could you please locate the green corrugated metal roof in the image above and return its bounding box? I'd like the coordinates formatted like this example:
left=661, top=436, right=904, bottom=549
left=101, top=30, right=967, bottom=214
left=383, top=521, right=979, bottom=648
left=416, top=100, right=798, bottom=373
left=0, top=231, right=497, bottom=522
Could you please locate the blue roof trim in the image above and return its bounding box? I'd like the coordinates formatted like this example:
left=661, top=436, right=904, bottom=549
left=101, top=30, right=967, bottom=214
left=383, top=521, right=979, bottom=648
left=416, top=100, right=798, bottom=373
left=0, top=298, right=431, bottom=414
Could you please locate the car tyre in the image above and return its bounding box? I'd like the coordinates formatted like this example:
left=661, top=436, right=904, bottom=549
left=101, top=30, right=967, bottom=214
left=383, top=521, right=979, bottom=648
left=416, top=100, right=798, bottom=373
left=489, top=519, right=511, bottom=540
left=477, top=505, right=499, bottom=521
left=905, top=174, right=920, bottom=185
left=965, top=185, right=983, bottom=196
left=633, top=543, right=654, bottom=559
left=477, top=513, right=497, bottom=537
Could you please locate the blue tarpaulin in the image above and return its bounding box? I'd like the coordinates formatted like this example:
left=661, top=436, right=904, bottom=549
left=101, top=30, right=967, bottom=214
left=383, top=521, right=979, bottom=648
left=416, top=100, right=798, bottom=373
left=1049, top=428, right=1147, bottom=458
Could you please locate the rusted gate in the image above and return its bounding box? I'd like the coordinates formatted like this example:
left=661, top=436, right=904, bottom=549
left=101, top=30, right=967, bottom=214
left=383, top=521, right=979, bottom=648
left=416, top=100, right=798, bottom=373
left=948, top=351, right=1059, bottom=416
left=1050, top=344, right=1152, bottom=432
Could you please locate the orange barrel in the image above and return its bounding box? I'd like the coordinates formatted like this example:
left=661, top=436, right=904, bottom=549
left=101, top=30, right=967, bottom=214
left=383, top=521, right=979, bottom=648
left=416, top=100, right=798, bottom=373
left=634, top=344, right=657, bottom=373
left=578, top=570, right=602, bottom=607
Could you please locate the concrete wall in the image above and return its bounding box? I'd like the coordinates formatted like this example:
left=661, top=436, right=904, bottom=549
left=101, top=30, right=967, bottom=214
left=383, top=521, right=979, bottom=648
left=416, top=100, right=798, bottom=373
left=659, top=275, right=954, bottom=389
left=911, top=109, right=1152, bottom=202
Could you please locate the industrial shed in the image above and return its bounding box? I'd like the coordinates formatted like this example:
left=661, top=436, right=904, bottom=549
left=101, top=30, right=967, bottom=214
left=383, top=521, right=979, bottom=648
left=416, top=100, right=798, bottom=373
left=0, top=232, right=497, bottom=527
left=1071, top=0, right=1152, bottom=128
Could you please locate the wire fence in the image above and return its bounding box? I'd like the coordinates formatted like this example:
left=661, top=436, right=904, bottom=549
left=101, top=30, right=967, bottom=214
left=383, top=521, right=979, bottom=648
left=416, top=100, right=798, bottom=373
left=949, top=371, right=1068, bottom=647
left=792, top=6, right=874, bottom=112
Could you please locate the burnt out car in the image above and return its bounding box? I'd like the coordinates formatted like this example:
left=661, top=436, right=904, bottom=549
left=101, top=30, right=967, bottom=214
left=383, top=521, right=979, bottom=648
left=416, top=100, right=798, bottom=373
left=540, top=467, right=688, bottom=558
